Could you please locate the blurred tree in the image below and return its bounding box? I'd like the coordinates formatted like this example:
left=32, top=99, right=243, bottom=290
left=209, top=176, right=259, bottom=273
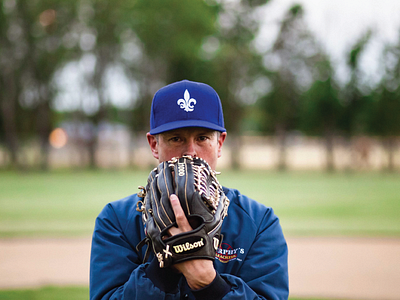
left=257, top=4, right=321, bottom=170
left=338, top=30, right=375, bottom=171
left=368, top=36, right=400, bottom=172
left=299, top=58, right=342, bottom=172
left=0, top=0, right=22, bottom=168
left=76, top=0, right=130, bottom=168
left=0, top=0, right=80, bottom=169
left=369, top=87, right=400, bottom=171
left=340, top=31, right=373, bottom=135
left=131, top=0, right=218, bottom=81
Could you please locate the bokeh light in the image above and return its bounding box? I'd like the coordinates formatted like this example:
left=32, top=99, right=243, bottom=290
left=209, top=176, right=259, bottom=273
left=39, top=9, right=56, bottom=27
left=49, top=128, right=68, bottom=149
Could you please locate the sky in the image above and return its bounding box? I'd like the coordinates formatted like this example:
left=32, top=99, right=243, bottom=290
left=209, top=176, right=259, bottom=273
left=255, top=0, right=400, bottom=85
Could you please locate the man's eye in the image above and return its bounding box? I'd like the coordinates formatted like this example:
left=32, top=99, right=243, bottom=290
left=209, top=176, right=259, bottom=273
left=198, top=136, right=209, bottom=141
left=169, top=137, right=181, bottom=142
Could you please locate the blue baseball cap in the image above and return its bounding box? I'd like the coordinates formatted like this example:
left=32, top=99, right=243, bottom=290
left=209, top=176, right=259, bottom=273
left=149, top=80, right=226, bottom=135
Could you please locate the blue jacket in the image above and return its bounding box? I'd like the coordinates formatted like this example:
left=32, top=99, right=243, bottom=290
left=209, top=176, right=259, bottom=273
left=90, top=187, right=289, bottom=300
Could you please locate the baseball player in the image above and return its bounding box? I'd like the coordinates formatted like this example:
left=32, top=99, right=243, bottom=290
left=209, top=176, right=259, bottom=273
left=90, top=80, right=288, bottom=299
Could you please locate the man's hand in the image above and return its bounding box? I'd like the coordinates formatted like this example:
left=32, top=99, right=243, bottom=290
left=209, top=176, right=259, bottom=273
left=168, top=194, right=216, bottom=290
left=168, top=194, right=193, bottom=235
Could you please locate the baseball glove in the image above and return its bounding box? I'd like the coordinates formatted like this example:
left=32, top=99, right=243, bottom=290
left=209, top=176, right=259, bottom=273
left=136, top=155, right=230, bottom=268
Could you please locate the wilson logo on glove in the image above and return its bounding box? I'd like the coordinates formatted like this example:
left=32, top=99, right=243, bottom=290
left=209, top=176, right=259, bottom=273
left=172, top=237, right=205, bottom=254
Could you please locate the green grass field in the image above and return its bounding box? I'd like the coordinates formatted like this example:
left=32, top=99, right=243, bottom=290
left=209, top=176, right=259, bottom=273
left=0, top=286, right=88, bottom=300
left=0, top=169, right=399, bottom=238
left=1, top=170, right=397, bottom=298
left=0, top=286, right=342, bottom=300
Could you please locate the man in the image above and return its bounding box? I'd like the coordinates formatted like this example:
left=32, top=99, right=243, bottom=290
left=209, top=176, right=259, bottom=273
left=90, top=80, right=288, bottom=299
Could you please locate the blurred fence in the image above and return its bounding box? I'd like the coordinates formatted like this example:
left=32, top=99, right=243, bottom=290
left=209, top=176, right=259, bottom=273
left=237, top=135, right=400, bottom=171
left=1, top=128, right=398, bottom=171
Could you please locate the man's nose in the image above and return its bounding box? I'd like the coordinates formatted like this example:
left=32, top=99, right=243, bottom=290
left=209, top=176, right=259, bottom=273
left=183, top=140, right=197, bottom=158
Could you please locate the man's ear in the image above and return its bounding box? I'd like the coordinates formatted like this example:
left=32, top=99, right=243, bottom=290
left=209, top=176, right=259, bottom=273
left=217, top=132, right=227, bottom=158
left=147, top=133, right=159, bottom=159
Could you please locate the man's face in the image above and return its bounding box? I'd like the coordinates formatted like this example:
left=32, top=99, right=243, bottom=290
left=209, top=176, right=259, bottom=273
left=147, top=127, right=226, bottom=170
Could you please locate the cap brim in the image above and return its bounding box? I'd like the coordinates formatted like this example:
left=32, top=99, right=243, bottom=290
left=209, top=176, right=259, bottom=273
left=149, top=120, right=226, bottom=135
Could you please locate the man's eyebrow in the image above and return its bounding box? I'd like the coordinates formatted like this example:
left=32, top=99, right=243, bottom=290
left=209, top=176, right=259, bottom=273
left=159, top=132, right=180, bottom=140
left=160, top=129, right=216, bottom=137
left=161, top=131, right=179, bottom=137
left=198, top=130, right=216, bottom=136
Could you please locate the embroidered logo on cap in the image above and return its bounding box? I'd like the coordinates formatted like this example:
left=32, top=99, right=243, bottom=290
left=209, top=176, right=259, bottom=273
left=177, top=89, right=196, bottom=112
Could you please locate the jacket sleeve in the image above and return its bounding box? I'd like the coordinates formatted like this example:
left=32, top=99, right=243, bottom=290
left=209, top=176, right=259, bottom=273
left=220, top=206, right=289, bottom=300
left=90, top=202, right=182, bottom=300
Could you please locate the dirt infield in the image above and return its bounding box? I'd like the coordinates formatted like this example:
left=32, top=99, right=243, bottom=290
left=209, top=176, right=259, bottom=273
left=0, top=237, right=399, bottom=299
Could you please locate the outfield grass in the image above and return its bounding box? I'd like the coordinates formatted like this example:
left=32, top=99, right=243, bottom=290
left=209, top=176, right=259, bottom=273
left=0, top=286, right=338, bottom=300
left=0, top=286, right=88, bottom=300
left=0, top=169, right=399, bottom=237
left=218, top=170, right=400, bottom=237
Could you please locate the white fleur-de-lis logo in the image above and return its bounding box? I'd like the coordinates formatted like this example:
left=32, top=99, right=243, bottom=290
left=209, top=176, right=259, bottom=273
left=177, top=89, right=197, bottom=112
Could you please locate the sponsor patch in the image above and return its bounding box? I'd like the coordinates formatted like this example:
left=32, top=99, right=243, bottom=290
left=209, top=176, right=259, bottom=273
left=216, top=242, right=245, bottom=263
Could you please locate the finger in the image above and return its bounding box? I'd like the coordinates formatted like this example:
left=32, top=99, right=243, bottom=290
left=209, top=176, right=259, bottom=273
left=170, top=194, right=192, bottom=232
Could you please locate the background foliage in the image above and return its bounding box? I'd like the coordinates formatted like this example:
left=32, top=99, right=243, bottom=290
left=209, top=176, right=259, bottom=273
left=1, top=0, right=400, bottom=172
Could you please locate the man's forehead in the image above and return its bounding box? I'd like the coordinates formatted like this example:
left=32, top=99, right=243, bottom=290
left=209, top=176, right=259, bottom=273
left=160, top=127, right=216, bottom=136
